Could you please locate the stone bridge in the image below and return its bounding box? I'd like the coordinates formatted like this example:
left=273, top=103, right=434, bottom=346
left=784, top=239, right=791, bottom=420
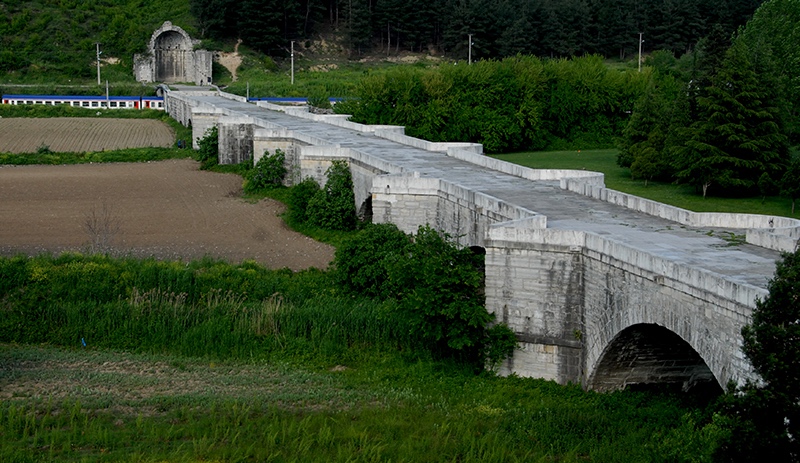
left=165, top=87, right=800, bottom=393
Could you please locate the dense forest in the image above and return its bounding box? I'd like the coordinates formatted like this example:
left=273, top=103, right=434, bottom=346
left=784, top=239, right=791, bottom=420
left=0, top=0, right=764, bottom=77
left=190, top=0, right=764, bottom=59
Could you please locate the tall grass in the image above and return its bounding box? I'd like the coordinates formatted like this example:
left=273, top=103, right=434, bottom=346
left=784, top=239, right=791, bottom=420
left=0, top=254, right=416, bottom=362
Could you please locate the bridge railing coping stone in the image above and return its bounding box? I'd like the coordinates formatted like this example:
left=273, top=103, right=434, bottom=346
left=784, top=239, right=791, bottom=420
left=564, top=179, right=800, bottom=253
left=298, top=145, right=406, bottom=177
left=218, top=90, right=248, bottom=103
left=446, top=148, right=606, bottom=185
left=375, top=175, right=546, bottom=228
left=195, top=90, right=800, bottom=253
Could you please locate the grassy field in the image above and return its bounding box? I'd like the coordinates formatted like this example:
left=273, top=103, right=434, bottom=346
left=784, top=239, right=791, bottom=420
left=493, top=149, right=800, bottom=219
left=0, top=344, right=719, bottom=462
left=0, top=254, right=724, bottom=462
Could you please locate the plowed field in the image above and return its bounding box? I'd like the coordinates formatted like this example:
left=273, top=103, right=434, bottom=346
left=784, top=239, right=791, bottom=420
left=0, top=117, right=174, bottom=153
left=0, top=159, right=335, bottom=270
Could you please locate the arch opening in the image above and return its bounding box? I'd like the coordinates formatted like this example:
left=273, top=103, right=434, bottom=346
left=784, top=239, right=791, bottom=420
left=469, top=246, right=486, bottom=300
left=358, top=196, right=373, bottom=224
left=589, top=324, right=722, bottom=399
left=154, top=31, right=191, bottom=83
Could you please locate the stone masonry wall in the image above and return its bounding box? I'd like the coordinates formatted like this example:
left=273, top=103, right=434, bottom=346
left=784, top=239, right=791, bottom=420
left=484, top=237, right=585, bottom=383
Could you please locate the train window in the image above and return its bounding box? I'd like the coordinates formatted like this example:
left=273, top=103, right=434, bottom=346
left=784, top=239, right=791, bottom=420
left=91, top=102, right=98, bottom=107
left=82, top=102, right=89, bottom=107
left=110, top=102, right=117, bottom=108
left=26, top=101, right=33, bottom=105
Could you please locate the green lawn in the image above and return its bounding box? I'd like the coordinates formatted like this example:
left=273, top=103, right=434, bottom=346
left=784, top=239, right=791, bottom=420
left=492, top=149, right=800, bottom=219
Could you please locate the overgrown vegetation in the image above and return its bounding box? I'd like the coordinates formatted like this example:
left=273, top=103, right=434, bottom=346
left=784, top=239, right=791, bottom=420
left=712, top=249, right=800, bottom=461
left=243, top=148, right=287, bottom=193
left=334, top=223, right=517, bottom=367
left=302, top=160, right=358, bottom=232
left=337, top=55, right=647, bottom=153
left=0, top=251, right=724, bottom=461
left=195, top=125, right=219, bottom=170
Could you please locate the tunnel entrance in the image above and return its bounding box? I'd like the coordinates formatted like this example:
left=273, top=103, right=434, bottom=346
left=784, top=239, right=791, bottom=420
left=589, top=324, right=722, bottom=398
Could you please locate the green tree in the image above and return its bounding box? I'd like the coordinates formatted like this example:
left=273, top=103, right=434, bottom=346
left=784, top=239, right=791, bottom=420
left=740, top=0, right=800, bottom=143
left=195, top=126, right=219, bottom=170
left=674, top=37, right=789, bottom=197
left=286, top=177, right=321, bottom=225
left=781, top=157, right=800, bottom=214
left=244, top=149, right=287, bottom=192
left=334, top=223, right=517, bottom=366
left=333, top=222, right=411, bottom=299
left=306, top=160, right=357, bottom=231
left=714, top=249, right=800, bottom=461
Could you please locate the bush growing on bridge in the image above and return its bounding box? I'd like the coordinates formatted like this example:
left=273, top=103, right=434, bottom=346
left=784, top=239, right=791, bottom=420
left=196, top=126, right=219, bottom=170
left=244, top=149, right=287, bottom=193
left=305, top=160, right=357, bottom=231
left=286, top=177, right=322, bottom=225
left=334, top=223, right=517, bottom=368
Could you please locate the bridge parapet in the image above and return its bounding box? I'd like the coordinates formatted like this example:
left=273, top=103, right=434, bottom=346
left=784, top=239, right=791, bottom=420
left=565, top=179, right=800, bottom=252
left=372, top=175, right=545, bottom=246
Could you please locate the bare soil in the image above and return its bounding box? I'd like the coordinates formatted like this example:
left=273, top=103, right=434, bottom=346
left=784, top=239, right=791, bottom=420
left=0, top=117, right=175, bottom=153
left=0, top=159, right=335, bottom=270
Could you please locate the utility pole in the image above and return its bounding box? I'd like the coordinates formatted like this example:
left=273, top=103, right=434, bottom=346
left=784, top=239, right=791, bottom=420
left=291, top=41, right=295, bottom=85
left=468, top=34, right=473, bottom=65
left=96, top=43, right=102, bottom=85
left=638, top=33, right=643, bottom=72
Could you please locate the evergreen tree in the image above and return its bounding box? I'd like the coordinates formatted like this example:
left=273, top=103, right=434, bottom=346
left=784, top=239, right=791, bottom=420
left=674, top=36, right=789, bottom=196
left=740, top=0, right=800, bottom=143
left=714, top=249, right=800, bottom=461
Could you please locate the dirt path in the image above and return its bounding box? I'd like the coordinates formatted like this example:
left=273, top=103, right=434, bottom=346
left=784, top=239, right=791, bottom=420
left=0, top=159, right=334, bottom=270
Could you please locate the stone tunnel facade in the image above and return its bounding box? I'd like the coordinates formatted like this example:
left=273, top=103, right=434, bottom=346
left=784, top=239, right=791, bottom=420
left=134, top=22, right=213, bottom=86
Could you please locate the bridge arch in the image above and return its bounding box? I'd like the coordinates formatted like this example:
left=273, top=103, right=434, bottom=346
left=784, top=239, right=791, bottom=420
left=587, top=323, right=722, bottom=395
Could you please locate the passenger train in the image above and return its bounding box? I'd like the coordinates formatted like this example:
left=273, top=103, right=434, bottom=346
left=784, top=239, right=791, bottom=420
left=1, top=94, right=165, bottom=110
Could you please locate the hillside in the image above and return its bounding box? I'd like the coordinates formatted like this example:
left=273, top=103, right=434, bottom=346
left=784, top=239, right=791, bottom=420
left=0, top=0, right=765, bottom=86
left=0, top=0, right=194, bottom=81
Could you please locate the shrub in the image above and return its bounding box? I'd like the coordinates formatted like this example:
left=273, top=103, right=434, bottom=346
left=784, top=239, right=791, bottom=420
left=334, top=223, right=411, bottom=299
left=244, top=149, right=287, bottom=193
left=195, top=126, right=219, bottom=170
left=335, top=224, right=518, bottom=366
left=306, top=160, right=357, bottom=231
left=286, top=177, right=321, bottom=225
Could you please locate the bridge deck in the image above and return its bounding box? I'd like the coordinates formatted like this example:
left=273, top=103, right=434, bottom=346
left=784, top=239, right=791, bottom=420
left=180, top=92, right=780, bottom=291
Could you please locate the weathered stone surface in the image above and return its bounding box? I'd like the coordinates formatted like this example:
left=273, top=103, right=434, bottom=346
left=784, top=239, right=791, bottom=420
left=165, top=88, right=792, bottom=392
left=135, top=22, right=212, bottom=86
